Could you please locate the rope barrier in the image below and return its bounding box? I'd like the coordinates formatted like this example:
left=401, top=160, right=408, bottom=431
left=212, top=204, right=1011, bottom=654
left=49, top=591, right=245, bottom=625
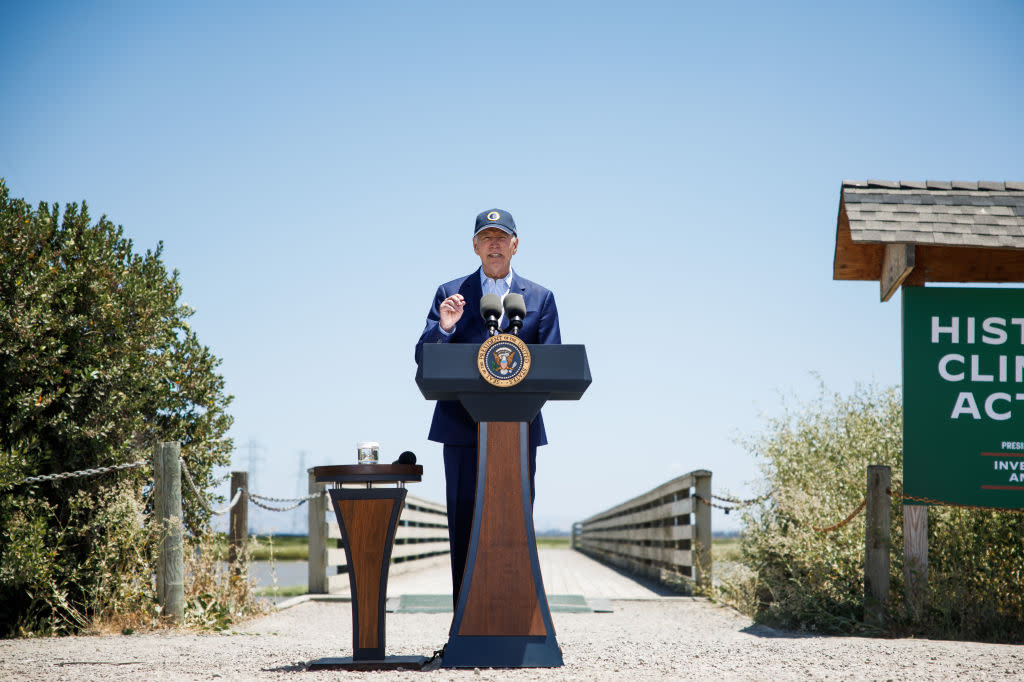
left=802, top=482, right=1024, bottom=532
left=702, top=479, right=1024, bottom=531
left=179, top=457, right=244, bottom=516
left=694, top=494, right=743, bottom=513
left=247, top=493, right=323, bottom=512
left=217, top=487, right=244, bottom=515
left=5, top=460, right=149, bottom=488
left=712, top=491, right=773, bottom=506
left=4, top=452, right=336, bottom=521
left=811, top=497, right=867, bottom=532
left=179, top=457, right=324, bottom=513
left=896, top=485, right=1024, bottom=514
left=698, top=486, right=871, bottom=531
left=700, top=488, right=869, bottom=532
left=248, top=492, right=323, bottom=504
left=695, top=491, right=773, bottom=514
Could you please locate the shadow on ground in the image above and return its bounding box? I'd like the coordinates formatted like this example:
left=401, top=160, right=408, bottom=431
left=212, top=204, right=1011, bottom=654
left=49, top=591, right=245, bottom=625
left=740, top=623, right=831, bottom=639
left=576, top=556, right=693, bottom=598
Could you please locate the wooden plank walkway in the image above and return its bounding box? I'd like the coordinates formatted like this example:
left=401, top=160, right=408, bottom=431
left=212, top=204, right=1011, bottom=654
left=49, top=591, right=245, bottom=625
left=377, top=547, right=672, bottom=600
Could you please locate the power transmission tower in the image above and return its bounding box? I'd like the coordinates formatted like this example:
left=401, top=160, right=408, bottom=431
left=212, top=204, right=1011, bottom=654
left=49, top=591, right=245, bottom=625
left=246, top=439, right=264, bottom=488
left=294, top=450, right=307, bottom=534
left=245, top=439, right=265, bottom=534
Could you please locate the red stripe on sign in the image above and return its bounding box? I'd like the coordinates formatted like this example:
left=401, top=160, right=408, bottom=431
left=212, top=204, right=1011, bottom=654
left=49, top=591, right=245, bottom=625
left=979, top=452, right=1024, bottom=457
left=981, top=485, right=1024, bottom=490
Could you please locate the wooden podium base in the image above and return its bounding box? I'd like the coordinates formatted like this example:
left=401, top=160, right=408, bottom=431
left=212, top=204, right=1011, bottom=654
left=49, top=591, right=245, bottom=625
left=328, top=486, right=406, bottom=662
left=442, top=421, right=563, bottom=668
left=308, top=464, right=428, bottom=671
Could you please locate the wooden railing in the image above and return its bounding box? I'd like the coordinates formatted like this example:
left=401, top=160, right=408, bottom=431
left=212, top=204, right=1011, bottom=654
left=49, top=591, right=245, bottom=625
left=307, top=472, right=449, bottom=593
left=573, top=469, right=712, bottom=588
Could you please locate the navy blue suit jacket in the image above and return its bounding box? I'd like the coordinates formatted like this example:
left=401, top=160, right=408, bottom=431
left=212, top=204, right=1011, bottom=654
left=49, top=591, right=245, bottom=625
left=415, top=268, right=561, bottom=448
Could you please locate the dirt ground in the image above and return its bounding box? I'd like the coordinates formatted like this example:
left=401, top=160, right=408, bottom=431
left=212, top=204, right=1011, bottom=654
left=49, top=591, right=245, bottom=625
left=1, top=597, right=1022, bottom=681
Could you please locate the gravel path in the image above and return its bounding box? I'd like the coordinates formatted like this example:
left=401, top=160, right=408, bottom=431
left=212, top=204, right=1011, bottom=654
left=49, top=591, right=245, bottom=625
left=2, top=598, right=1022, bottom=681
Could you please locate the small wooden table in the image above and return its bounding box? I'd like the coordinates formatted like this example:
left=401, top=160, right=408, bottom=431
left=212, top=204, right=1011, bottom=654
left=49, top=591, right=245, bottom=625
left=307, top=464, right=427, bottom=672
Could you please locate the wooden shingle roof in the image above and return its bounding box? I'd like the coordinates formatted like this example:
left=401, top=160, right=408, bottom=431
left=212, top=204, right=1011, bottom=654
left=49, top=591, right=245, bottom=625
left=842, top=180, right=1024, bottom=248
left=833, top=180, right=1024, bottom=300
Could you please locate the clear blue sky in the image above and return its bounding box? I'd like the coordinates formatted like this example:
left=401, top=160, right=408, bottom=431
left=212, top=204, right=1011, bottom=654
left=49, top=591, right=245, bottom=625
left=2, top=1, right=1022, bottom=532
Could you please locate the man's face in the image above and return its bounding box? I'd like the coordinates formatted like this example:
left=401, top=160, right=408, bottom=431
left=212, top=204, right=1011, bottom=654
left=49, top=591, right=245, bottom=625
left=473, top=228, right=518, bottom=278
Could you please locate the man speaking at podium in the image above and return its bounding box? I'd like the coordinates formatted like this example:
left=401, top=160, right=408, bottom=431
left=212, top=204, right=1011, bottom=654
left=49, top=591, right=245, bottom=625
left=415, top=208, right=561, bottom=605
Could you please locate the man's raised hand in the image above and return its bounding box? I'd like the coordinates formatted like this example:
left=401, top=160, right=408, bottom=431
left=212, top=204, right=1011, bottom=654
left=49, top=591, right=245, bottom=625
left=439, top=294, right=465, bottom=332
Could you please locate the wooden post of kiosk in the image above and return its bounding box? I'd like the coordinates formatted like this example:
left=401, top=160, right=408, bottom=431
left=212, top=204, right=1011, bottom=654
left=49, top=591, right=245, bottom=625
left=903, top=503, right=928, bottom=619
left=833, top=179, right=1024, bottom=621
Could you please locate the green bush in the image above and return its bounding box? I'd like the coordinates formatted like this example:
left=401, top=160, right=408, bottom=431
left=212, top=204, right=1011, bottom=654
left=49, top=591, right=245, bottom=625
left=0, top=180, right=236, bottom=635
left=730, top=382, right=1024, bottom=642
left=182, top=531, right=267, bottom=631
left=925, top=506, right=1024, bottom=641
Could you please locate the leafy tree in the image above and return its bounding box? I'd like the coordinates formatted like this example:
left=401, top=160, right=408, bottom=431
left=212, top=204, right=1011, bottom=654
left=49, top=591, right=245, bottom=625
left=0, top=179, right=233, bottom=635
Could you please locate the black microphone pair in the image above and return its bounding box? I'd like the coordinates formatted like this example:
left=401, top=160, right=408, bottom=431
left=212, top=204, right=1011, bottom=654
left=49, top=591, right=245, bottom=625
left=481, top=293, right=526, bottom=336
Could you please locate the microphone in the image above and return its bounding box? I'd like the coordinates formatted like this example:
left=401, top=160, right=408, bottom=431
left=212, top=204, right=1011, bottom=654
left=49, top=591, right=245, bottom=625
left=392, top=451, right=417, bottom=465
left=480, top=294, right=502, bottom=336
left=503, top=293, right=526, bottom=336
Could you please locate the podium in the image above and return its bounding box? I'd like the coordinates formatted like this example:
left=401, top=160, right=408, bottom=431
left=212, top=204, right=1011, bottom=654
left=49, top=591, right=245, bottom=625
left=307, top=464, right=428, bottom=672
left=416, top=343, right=591, bottom=668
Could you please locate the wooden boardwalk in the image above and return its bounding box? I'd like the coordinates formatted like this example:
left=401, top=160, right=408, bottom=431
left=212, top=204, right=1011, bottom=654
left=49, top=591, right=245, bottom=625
left=340, top=547, right=675, bottom=600
left=537, top=548, right=674, bottom=599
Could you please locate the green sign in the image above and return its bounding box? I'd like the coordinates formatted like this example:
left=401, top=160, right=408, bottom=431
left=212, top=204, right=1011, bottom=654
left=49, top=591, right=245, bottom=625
left=903, top=287, right=1024, bottom=509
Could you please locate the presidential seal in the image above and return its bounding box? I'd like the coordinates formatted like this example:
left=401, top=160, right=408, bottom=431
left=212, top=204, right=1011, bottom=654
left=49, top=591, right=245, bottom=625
left=477, top=333, right=531, bottom=387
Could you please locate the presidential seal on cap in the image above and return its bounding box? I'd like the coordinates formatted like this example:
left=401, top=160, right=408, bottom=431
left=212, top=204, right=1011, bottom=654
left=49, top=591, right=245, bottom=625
left=477, top=333, right=531, bottom=387
left=474, top=208, right=517, bottom=237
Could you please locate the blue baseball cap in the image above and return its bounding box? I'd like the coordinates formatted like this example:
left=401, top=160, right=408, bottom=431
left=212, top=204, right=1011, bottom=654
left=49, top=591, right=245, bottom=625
left=474, top=209, right=517, bottom=237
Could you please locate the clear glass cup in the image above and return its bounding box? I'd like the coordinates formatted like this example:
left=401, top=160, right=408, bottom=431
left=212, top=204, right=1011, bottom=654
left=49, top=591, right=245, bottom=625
left=356, top=441, right=379, bottom=465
